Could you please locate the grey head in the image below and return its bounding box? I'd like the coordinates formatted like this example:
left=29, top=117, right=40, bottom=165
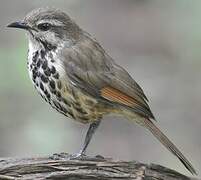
left=7, top=7, right=82, bottom=50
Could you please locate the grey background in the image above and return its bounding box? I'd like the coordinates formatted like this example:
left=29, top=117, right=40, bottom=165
left=0, top=0, right=200, bottom=176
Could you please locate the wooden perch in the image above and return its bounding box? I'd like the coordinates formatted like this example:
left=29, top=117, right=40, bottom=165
left=0, top=154, right=199, bottom=180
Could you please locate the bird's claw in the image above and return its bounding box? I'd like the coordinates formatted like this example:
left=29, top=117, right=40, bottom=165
left=49, top=152, right=86, bottom=160
left=69, top=152, right=86, bottom=160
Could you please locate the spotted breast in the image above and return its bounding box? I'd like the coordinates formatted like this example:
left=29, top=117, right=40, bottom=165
left=27, top=47, right=105, bottom=124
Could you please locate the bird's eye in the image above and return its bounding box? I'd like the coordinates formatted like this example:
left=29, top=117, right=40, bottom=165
left=37, top=23, right=51, bottom=31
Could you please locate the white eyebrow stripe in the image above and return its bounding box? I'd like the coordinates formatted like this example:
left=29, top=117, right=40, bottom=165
left=37, top=19, right=64, bottom=26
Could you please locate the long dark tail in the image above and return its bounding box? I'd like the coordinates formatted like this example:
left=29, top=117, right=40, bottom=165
left=143, top=119, right=197, bottom=175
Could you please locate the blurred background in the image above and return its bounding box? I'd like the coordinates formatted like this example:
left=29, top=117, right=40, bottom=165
left=0, top=0, right=201, bottom=176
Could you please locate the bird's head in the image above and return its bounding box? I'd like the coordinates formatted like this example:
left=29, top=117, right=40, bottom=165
left=7, top=7, right=81, bottom=50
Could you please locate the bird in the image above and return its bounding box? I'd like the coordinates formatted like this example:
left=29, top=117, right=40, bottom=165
left=7, top=7, right=196, bottom=175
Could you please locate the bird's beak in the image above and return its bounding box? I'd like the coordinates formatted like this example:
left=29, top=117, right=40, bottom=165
left=7, top=21, right=30, bottom=30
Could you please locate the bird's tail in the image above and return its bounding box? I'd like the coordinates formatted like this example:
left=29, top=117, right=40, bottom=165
left=143, top=119, right=197, bottom=175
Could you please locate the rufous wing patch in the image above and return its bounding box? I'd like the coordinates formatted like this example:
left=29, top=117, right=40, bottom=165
left=101, top=86, right=137, bottom=107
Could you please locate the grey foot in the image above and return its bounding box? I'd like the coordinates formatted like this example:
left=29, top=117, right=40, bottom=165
left=49, top=152, right=86, bottom=160
left=69, top=152, right=86, bottom=160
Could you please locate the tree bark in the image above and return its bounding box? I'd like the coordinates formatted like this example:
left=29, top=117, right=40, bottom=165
left=0, top=154, right=199, bottom=180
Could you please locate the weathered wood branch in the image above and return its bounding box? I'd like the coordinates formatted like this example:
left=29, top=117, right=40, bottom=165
left=0, top=154, right=199, bottom=180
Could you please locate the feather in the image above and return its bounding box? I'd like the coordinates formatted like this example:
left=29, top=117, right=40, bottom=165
left=101, top=86, right=138, bottom=107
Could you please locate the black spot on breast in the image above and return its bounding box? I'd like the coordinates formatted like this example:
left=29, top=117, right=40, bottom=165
left=32, top=78, right=36, bottom=83
left=42, top=60, right=48, bottom=70
left=49, top=87, right=56, bottom=94
left=44, top=89, right=51, bottom=99
left=36, top=59, right=41, bottom=67
left=32, top=67, right=38, bottom=78
left=51, top=66, right=56, bottom=74
left=56, top=92, right=62, bottom=101
left=39, top=93, right=44, bottom=98
left=32, top=74, right=36, bottom=81
left=47, top=94, right=50, bottom=99
left=32, top=51, right=39, bottom=63
left=56, top=91, right=61, bottom=98
left=40, top=50, right=46, bottom=59
left=53, top=100, right=62, bottom=110
left=40, top=74, right=48, bottom=83
left=44, top=97, right=48, bottom=102
left=44, top=89, right=48, bottom=95
left=44, top=68, right=51, bottom=77
left=40, top=82, right=44, bottom=91
left=49, top=80, right=55, bottom=89
left=53, top=73, right=59, bottom=79
left=33, top=67, right=37, bottom=73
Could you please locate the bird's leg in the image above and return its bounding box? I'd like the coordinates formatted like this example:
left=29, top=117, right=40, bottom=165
left=80, top=120, right=101, bottom=155
left=70, top=120, right=101, bottom=159
left=50, top=120, right=101, bottom=160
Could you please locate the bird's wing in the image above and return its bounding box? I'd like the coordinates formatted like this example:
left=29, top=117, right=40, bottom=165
left=62, top=37, right=155, bottom=119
